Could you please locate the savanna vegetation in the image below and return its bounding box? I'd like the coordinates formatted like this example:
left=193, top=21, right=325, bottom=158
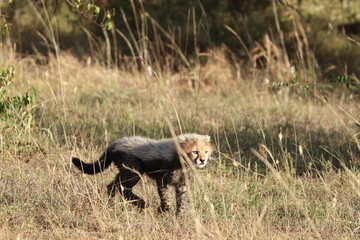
left=0, top=0, right=359, bottom=239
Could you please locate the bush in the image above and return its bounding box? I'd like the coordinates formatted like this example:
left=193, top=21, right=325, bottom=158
left=0, top=66, right=37, bottom=119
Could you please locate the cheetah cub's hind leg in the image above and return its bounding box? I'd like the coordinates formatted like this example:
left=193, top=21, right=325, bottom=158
left=107, top=157, right=147, bottom=209
left=107, top=170, right=146, bottom=208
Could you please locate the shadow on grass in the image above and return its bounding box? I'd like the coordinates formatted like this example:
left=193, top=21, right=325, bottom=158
left=212, top=122, right=359, bottom=175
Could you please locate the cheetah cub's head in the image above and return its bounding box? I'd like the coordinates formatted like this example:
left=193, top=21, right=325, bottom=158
left=178, top=134, right=213, bottom=169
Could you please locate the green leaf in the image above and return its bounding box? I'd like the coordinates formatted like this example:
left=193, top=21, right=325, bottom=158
left=105, top=21, right=113, bottom=30
left=95, top=6, right=100, bottom=14
left=31, top=87, right=37, bottom=104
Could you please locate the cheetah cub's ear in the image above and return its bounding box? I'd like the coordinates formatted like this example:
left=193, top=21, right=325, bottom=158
left=204, top=135, right=211, bottom=143
left=177, top=135, right=187, bottom=144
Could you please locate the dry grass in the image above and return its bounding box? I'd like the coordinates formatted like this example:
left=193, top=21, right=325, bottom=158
left=0, top=44, right=359, bottom=240
left=1, top=158, right=359, bottom=239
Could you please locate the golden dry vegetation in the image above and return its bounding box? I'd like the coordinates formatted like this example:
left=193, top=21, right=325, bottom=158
left=0, top=46, right=359, bottom=239
left=1, top=0, right=360, bottom=239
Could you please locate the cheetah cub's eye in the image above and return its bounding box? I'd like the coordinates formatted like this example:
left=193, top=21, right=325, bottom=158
left=192, top=151, right=199, bottom=155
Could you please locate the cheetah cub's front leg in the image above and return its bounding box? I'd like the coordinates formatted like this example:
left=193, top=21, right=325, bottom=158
left=175, top=185, right=187, bottom=216
left=156, top=180, right=171, bottom=213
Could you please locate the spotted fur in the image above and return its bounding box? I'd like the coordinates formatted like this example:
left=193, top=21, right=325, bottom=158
left=71, top=133, right=212, bottom=215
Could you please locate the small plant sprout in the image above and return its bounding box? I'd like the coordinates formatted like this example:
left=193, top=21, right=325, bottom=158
left=278, top=131, right=283, bottom=143
left=299, top=145, right=303, bottom=156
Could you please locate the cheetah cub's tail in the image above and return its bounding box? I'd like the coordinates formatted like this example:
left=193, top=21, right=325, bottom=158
left=71, top=152, right=111, bottom=174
